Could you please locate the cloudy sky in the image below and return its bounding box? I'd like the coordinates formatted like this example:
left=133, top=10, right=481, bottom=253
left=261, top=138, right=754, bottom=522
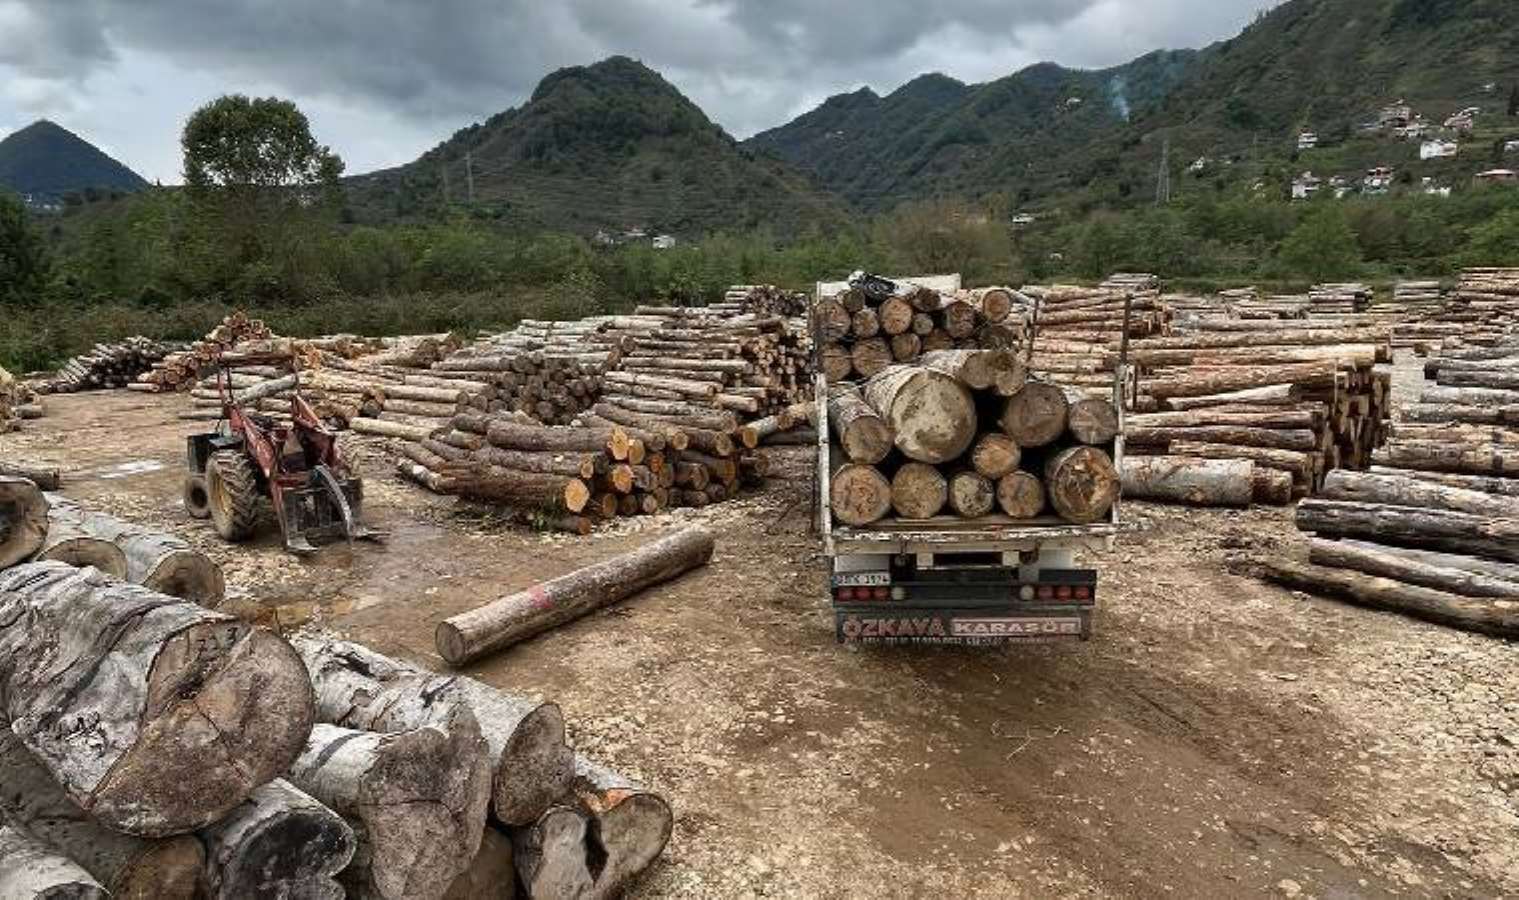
left=0, top=0, right=1270, bottom=183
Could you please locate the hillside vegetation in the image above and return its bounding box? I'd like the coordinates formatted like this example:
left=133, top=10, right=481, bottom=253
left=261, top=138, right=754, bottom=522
left=0, top=120, right=148, bottom=202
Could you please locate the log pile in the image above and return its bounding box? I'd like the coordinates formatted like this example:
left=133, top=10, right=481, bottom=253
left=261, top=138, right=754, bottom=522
left=724, top=283, right=809, bottom=317
left=0, top=365, right=42, bottom=432
left=129, top=312, right=274, bottom=392
left=34, top=494, right=225, bottom=604
left=1405, top=268, right=1519, bottom=353
left=1308, top=282, right=1372, bottom=316
left=431, top=320, right=621, bottom=425
left=827, top=357, right=1121, bottom=528
left=814, top=273, right=1026, bottom=382
left=39, top=337, right=181, bottom=393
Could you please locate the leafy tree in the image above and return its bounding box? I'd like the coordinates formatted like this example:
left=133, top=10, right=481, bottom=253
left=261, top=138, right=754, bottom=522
left=1465, top=205, right=1519, bottom=266
left=0, top=192, right=48, bottom=306
left=1277, top=206, right=1362, bottom=281
left=876, top=199, right=1003, bottom=281
left=183, top=95, right=343, bottom=198
left=1510, top=84, right=1519, bottom=117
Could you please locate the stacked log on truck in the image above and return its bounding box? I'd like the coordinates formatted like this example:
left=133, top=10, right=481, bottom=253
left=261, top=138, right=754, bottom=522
left=827, top=354, right=1122, bottom=528
left=39, top=336, right=181, bottom=393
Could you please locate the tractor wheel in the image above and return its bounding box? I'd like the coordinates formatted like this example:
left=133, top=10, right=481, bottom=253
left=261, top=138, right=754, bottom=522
left=183, top=474, right=211, bottom=520
left=206, top=450, right=261, bottom=541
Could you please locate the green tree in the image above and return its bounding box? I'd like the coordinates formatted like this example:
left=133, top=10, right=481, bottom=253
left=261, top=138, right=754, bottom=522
left=1277, top=206, right=1362, bottom=280
left=1508, top=84, right=1518, bottom=117
left=0, top=192, right=48, bottom=306
left=1465, top=206, right=1519, bottom=266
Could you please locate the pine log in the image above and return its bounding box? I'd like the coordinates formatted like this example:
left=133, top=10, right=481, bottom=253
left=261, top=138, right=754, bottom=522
left=0, top=562, right=314, bottom=837
left=0, top=729, right=204, bottom=899
left=1326, top=538, right=1519, bottom=583
left=996, top=472, right=1046, bottom=518
left=198, top=779, right=355, bottom=900
left=1308, top=538, right=1519, bottom=600
left=487, top=422, right=630, bottom=460
left=590, top=403, right=693, bottom=449
left=878, top=296, right=914, bottom=335
left=850, top=338, right=893, bottom=378
left=891, top=463, right=948, bottom=519
left=1125, top=426, right=1319, bottom=452
left=511, top=805, right=594, bottom=900
left=572, top=756, right=672, bottom=899
left=999, top=381, right=1069, bottom=449
left=0, top=824, right=107, bottom=899
left=351, top=418, right=437, bottom=442
left=1045, top=446, right=1120, bottom=524
left=970, top=433, right=1021, bottom=480
left=851, top=307, right=881, bottom=339
left=1165, top=442, right=1313, bottom=482
left=285, top=723, right=477, bottom=900
left=234, top=374, right=299, bottom=405
left=820, top=345, right=853, bottom=382
left=890, top=332, right=922, bottom=362
left=40, top=497, right=224, bottom=604
left=1295, top=500, right=1519, bottom=563
left=34, top=510, right=129, bottom=577
left=0, top=476, right=46, bottom=568
left=398, top=460, right=453, bottom=494
left=829, top=461, right=892, bottom=527
left=1320, top=470, right=1519, bottom=518
left=975, top=287, right=1015, bottom=323
left=1371, top=441, right=1519, bottom=476
left=1120, top=456, right=1254, bottom=507
left=948, top=471, right=996, bottom=518
left=1257, top=558, right=1519, bottom=639
left=445, top=466, right=591, bottom=513
left=1063, top=389, right=1120, bottom=446
left=815, top=298, right=851, bottom=342
left=828, top=387, right=893, bottom=465
left=1146, top=363, right=1340, bottom=400
left=601, top=398, right=736, bottom=433
left=444, top=825, right=515, bottom=900
left=1161, top=384, right=1304, bottom=411
left=1127, top=409, right=1320, bottom=430
left=475, top=447, right=599, bottom=480
left=1367, top=466, right=1519, bottom=497
left=0, top=462, right=59, bottom=490
left=436, top=527, right=716, bottom=665
left=920, top=349, right=1024, bottom=393
left=863, top=366, right=977, bottom=464
left=1253, top=468, right=1294, bottom=505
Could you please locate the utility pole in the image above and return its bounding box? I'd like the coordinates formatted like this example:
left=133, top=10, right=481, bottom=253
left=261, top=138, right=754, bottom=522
left=465, top=151, right=475, bottom=204
left=1155, top=137, right=1171, bottom=206
left=441, top=164, right=450, bottom=205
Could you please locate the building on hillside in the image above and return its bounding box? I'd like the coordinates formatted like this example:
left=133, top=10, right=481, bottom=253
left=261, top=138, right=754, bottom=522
left=1291, top=171, right=1323, bottom=200
left=1422, top=178, right=1452, bottom=198
left=1393, top=120, right=1432, bottom=140
left=1445, top=108, right=1480, bottom=132
left=1420, top=140, right=1459, bottom=160
left=1011, top=213, right=1037, bottom=228
left=1188, top=156, right=1210, bottom=173
left=1474, top=169, right=1518, bottom=186
left=1064, top=97, right=1083, bottom=108
left=651, top=234, right=677, bottom=250
left=1505, top=140, right=1519, bottom=155
left=1297, top=131, right=1318, bottom=151
left=1329, top=176, right=1354, bottom=199
left=1379, top=101, right=1414, bottom=129
left=1363, top=166, right=1396, bottom=194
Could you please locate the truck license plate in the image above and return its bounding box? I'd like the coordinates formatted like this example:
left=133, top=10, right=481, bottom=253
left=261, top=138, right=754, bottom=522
left=834, top=572, right=891, bottom=587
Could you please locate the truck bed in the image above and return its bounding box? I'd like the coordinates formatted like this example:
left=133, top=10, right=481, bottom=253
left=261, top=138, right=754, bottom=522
left=831, top=515, right=1121, bottom=554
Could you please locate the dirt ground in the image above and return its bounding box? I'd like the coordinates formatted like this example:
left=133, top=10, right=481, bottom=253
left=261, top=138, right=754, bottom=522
left=3, top=352, right=1516, bottom=899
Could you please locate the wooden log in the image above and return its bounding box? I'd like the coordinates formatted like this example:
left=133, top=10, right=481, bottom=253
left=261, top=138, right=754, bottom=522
left=975, top=287, right=1015, bottom=323
left=444, top=825, right=515, bottom=900
left=475, top=447, right=599, bottom=480
left=1257, top=558, right=1519, bottom=639
left=0, top=476, right=46, bottom=568
left=511, top=805, right=593, bottom=899
left=1120, top=456, right=1254, bottom=507
left=1323, top=537, right=1519, bottom=584
left=1045, top=446, right=1120, bottom=524
left=398, top=459, right=453, bottom=494
left=0, top=562, right=315, bottom=837
left=285, top=723, right=479, bottom=900
left=1253, top=468, right=1294, bottom=505
left=878, top=296, right=914, bottom=335
left=351, top=417, right=437, bottom=442
left=436, top=527, right=716, bottom=665
left=851, top=307, right=881, bottom=339
left=850, top=338, right=893, bottom=379
left=970, top=433, right=1021, bottom=480
left=0, top=462, right=59, bottom=490
left=600, top=397, right=736, bottom=433
left=1367, top=466, right=1519, bottom=497
left=1160, top=384, right=1304, bottom=411
left=820, top=344, right=853, bottom=382
left=1125, top=426, right=1319, bottom=452
left=1320, top=470, right=1519, bottom=518
left=828, top=387, right=893, bottom=465
left=198, top=779, right=355, bottom=900
left=1371, top=441, right=1519, bottom=477
left=487, top=422, right=629, bottom=460
left=1135, top=328, right=1388, bottom=350
left=0, top=823, right=107, bottom=899
left=814, top=298, right=851, bottom=342
left=0, top=730, right=201, bottom=899
left=1146, top=363, right=1340, bottom=401
left=446, top=466, right=591, bottom=513
left=34, top=508, right=129, bottom=577
left=1063, top=389, right=1120, bottom=445
left=292, top=637, right=572, bottom=828
left=999, top=381, right=1069, bottom=449
left=234, top=373, right=299, bottom=405
left=829, top=461, right=892, bottom=527
left=862, top=365, right=977, bottom=464
left=1295, top=500, right=1519, bottom=563
left=1161, top=441, right=1313, bottom=480
left=571, top=756, right=672, bottom=899
left=1308, top=539, right=1519, bottom=600
left=947, top=471, right=996, bottom=518
left=40, top=496, right=225, bottom=605
left=1127, top=409, right=1320, bottom=430
left=891, top=463, right=948, bottom=519
left=996, top=471, right=1046, bottom=518
left=889, top=332, right=922, bottom=362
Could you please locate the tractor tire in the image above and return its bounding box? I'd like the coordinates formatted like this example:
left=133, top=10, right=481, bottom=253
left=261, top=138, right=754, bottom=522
left=206, top=450, right=261, bottom=542
left=183, top=474, right=211, bottom=520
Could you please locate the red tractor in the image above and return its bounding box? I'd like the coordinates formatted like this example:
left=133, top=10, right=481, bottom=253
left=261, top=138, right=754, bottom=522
left=183, top=352, right=380, bottom=555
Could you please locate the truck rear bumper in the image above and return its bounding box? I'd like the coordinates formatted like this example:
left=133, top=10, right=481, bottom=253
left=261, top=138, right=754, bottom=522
left=834, top=604, right=1092, bottom=646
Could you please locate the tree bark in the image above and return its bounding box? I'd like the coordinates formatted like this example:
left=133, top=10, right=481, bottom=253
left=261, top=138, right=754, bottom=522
left=473, top=447, right=599, bottom=480
left=1401, top=403, right=1519, bottom=426
left=1125, top=426, right=1319, bottom=452
left=0, top=730, right=204, bottom=899
left=996, top=472, right=1046, bottom=519
left=1120, top=456, right=1254, bottom=507
left=948, top=471, right=996, bottom=518
left=1257, top=558, right=1519, bottom=639
left=1045, top=446, right=1120, bottom=524
left=999, top=381, right=1069, bottom=449
left=197, top=779, right=355, bottom=900
left=284, top=724, right=478, bottom=900
left=1161, top=384, right=1303, bottom=411
left=828, top=386, right=893, bottom=465
left=1308, top=538, right=1519, bottom=600
left=1367, top=466, right=1519, bottom=497
left=0, top=462, right=59, bottom=490
left=863, top=366, right=977, bottom=464
left=1371, top=441, right=1519, bottom=476
left=436, top=527, right=716, bottom=666
left=0, top=561, right=315, bottom=837
left=0, top=824, right=106, bottom=900
left=1166, top=441, right=1313, bottom=481
left=829, top=461, right=892, bottom=527
left=39, top=496, right=224, bottom=604
left=891, top=463, right=948, bottom=519
left=1127, top=409, right=1320, bottom=430
left=1295, top=500, right=1519, bottom=562
left=1320, top=470, right=1519, bottom=518
left=511, top=806, right=594, bottom=900
left=0, top=476, right=46, bottom=569
left=572, top=755, right=673, bottom=900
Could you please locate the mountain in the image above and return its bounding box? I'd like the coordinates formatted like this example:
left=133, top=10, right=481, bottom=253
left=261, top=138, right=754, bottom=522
left=346, top=56, right=848, bottom=236
left=748, top=0, right=1519, bottom=212
left=0, top=120, right=148, bottom=203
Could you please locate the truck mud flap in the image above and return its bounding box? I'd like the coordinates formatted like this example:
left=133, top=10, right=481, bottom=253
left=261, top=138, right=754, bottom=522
left=835, top=606, right=1091, bottom=646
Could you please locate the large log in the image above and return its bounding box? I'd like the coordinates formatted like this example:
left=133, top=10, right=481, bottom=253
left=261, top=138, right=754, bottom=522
left=996, top=472, right=1046, bottom=518
left=285, top=724, right=478, bottom=900
left=829, top=461, right=892, bottom=527
left=999, top=381, right=1069, bottom=449
left=1400, top=403, right=1519, bottom=426
left=292, top=637, right=573, bottom=826
left=39, top=497, right=224, bottom=604
left=0, top=730, right=204, bottom=899
left=1168, top=441, right=1313, bottom=481
left=970, top=433, right=1021, bottom=480
left=0, top=824, right=106, bottom=899
left=850, top=337, right=894, bottom=378
left=1062, top=388, right=1120, bottom=446
left=1295, top=500, right=1519, bottom=563
left=436, top=527, right=716, bottom=666
left=1127, top=409, right=1319, bottom=430
left=947, top=471, right=996, bottom=518
left=1252, top=468, right=1294, bottom=505
left=445, top=465, right=591, bottom=514
left=1367, top=466, right=1519, bottom=497
left=920, top=350, right=1025, bottom=394
left=198, top=779, right=355, bottom=900
left=1045, top=447, right=1120, bottom=524
left=891, top=463, right=948, bottom=519
left=1371, top=441, right=1519, bottom=476
left=1145, top=363, right=1340, bottom=400
left=1161, top=384, right=1303, bottom=411
left=1125, top=426, right=1319, bottom=452
left=572, top=756, right=673, bottom=899
left=444, top=825, right=515, bottom=900
left=863, top=366, right=977, bottom=464
left=0, top=476, right=46, bottom=568
left=1257, top=558, right=1519, bottom=639
left=0, top=462, right=59, bottom=491
left=1308, top=538, right=1519, bottom=600
left=1320, top=470, right=1519, bottom=518
left=487, top=422, right=630, bottom=460
left=1322, top=538, right=1519, bottom=584
left=0, top=562, right=314, bottom=837
left=511, top=805, right=594, bottom=899
left=474, top=447, right=599, bottom=480
left=350, top=417, right=437, bottom=442
left=1120, top=456, right=1254, bottom=507
left=827, top=387, right=893, bottom=465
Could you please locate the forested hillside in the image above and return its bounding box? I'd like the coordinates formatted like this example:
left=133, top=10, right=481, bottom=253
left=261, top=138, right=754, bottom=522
left=0, top=120, right=148, bottom=203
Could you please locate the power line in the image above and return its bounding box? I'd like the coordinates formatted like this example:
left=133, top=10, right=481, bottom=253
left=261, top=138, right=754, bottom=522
left=1155, top=137, right=1171, bottom=206
left=465, top=151, right=475, bottom=204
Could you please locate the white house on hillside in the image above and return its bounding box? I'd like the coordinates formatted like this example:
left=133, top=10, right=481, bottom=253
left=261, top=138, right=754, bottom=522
left=1420, top=140, right=1459, bottom=160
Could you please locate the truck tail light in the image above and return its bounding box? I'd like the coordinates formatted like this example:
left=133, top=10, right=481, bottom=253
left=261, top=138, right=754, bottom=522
left=1073, top=585, right=1091, bottom=601
left=1055, top=585, right=1072, bottom=600
left=1036, top=585, right=1054, bottom=600
left=872, top=586, right=890, bottom=601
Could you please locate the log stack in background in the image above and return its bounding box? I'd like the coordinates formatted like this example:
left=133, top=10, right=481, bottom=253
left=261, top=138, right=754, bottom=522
left=432, top=320, right=621, bottom=425
left=1406, top=268, right=1519, bottom=355
left=39, top=337, right=182, bottom=394
left=129, top=312, right=274, bottom=393
left=0, top=365, right=42, bottom=432
left=1307, top=282, right=1372, bottom=316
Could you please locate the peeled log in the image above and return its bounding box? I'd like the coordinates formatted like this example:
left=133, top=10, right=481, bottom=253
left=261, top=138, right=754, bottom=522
left=1295, top=500, right=1519, bottom=563
left=891, top=463, right=948, bottom=519
left=572, top=756, right=673, bottom=900
left=39, top=496, right=224, bottom=604
left=292, top=637, right=572, bottom=827
left=0, top=476, right=46, bottom=568
left=285, top=724, right=477, bottom=900
left=1120, top=456, right=1253, bottom=507
left=1162, top=384, right=1303, bottom=411
left=0, top=562, right=315, bottom=837
left=863, top=366, right=977, bottom=464
left=828, top=387, right=893, bottom=465
left=1045, top=447, right=1120, bottom=524
left=948, top=471, right=996, bottom=518
left=0, top=730, right=204, bottom=899
left=999, top=382, right=1069, bottom=449
left=1320, top=470, right=1519, bottom=518
left=0, top=824, right=106, bottom=900
left=1308, top=539, right=1519, bottom=601
left=970, top=433, right=1021, bottom=480
left=1257, top=558, right=1519, bottom=639
left=437, top=527, right=715, bottom=666
left=997, top=472, right=1046, bottom=518
left=198, top=779, right=355, bottom=900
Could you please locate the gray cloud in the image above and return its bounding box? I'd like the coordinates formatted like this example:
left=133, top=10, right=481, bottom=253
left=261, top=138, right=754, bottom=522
left=0, top=0, right=1269, bottom=179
